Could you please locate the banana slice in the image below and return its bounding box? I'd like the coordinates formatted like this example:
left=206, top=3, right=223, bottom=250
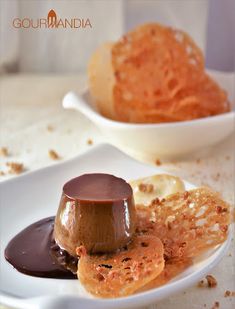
left=130, top=174, right=185, bottom=206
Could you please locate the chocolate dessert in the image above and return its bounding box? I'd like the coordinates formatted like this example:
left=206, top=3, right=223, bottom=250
left=5, top=173, right=136, bottom=278
left=54, top=173, right=136, bottom=255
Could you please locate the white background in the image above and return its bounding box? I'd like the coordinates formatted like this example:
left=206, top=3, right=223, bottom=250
left=0, top=0, right=234, bottom=73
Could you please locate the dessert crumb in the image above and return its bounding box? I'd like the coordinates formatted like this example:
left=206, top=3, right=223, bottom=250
left=211, top=301, right=219, bottom=309
left=48, top=150, right=60, bottom=160
left=0, top=147, right=9, bottom=157
left=224, top=290, right=231, bottom=297
left=87, top=138, right=93, bottom=145
left=198, top=279, right=205, bottom=287
left=212, top=172, right=220, bottom=181
left=6, top=162, right=24, bottom=174
left=198, top=275, right=217, bottom=288
left=224, top=290, right=235, bottom=297
left=206, top=275, right=217, bottom=288
left=47, top=125, right=54, bottom=132
left=0, top=171, right=5, bottom=176
left=155, top=159, right=162, bottom=166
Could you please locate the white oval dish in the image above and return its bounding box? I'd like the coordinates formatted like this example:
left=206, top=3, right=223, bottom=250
left=63, top=70, right=235, bottom=159
left=0, top=144, right=232, bottom=309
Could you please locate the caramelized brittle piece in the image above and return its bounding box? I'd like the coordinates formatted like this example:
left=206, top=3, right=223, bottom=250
left=112, top=23, right=230, bottom=123
left=77, top=235, right=164, bottom=297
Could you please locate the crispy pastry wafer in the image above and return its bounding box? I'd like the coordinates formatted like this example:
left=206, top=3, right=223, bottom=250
left=77, top=235, right=164, bottom=297
left=88, top=23, right=230, bottom=123
left=136, top=187, right=230, bottom=259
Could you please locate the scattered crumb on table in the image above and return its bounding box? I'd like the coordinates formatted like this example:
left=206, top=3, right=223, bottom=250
left=198, top=279, right=205, bottom=287
left=87, top=138, right=93, bottom=145
left=198, top=275, right=217, bottom=288
left=206, top=275, right=217, bottom=288
left=212, top=173, right=220, bottom=182
left=0, top=147, right=9, bottom=157
left=224, top=290, right=235, bottom=297
left=6, top=162, right=24, bottom=174
left=48, top=150, right=60, bottom=160
left=211, top=301, right=219, bottom=309
left=155, top=159, right=162, bottom=166
left=47, top=125, right=54, bottom=132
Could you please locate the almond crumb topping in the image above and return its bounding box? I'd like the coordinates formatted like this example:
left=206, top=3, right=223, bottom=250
left=138, top=183, right=154, bottom=193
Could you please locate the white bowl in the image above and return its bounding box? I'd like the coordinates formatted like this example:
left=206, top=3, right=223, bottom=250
left=63, top=70, right=234, bottom=159
left=0, top=144, right=232, bottom=309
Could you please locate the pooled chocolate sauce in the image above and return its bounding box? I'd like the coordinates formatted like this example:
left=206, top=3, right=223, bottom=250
left=4, top=217, right=76, bottom=279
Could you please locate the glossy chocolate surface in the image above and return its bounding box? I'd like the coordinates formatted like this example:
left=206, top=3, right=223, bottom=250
left=5, top=217, right=76, bottom=279
left=54, top=173, right=136, bottom=255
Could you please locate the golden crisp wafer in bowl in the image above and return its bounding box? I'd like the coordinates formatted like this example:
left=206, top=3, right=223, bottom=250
left=64, top=23, right=234, bottom=158
left=88, top=23, right=230, bottom=123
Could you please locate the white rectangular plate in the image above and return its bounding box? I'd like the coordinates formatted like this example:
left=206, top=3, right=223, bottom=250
left=0, top=144, right=231, bottom=309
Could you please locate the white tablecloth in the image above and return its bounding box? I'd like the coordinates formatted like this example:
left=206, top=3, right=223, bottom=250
left=0, top=74, right=234, bottom=309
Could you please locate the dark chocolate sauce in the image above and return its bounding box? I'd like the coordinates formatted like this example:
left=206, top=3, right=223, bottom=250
left=4, top=217, right=76, bottom=279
